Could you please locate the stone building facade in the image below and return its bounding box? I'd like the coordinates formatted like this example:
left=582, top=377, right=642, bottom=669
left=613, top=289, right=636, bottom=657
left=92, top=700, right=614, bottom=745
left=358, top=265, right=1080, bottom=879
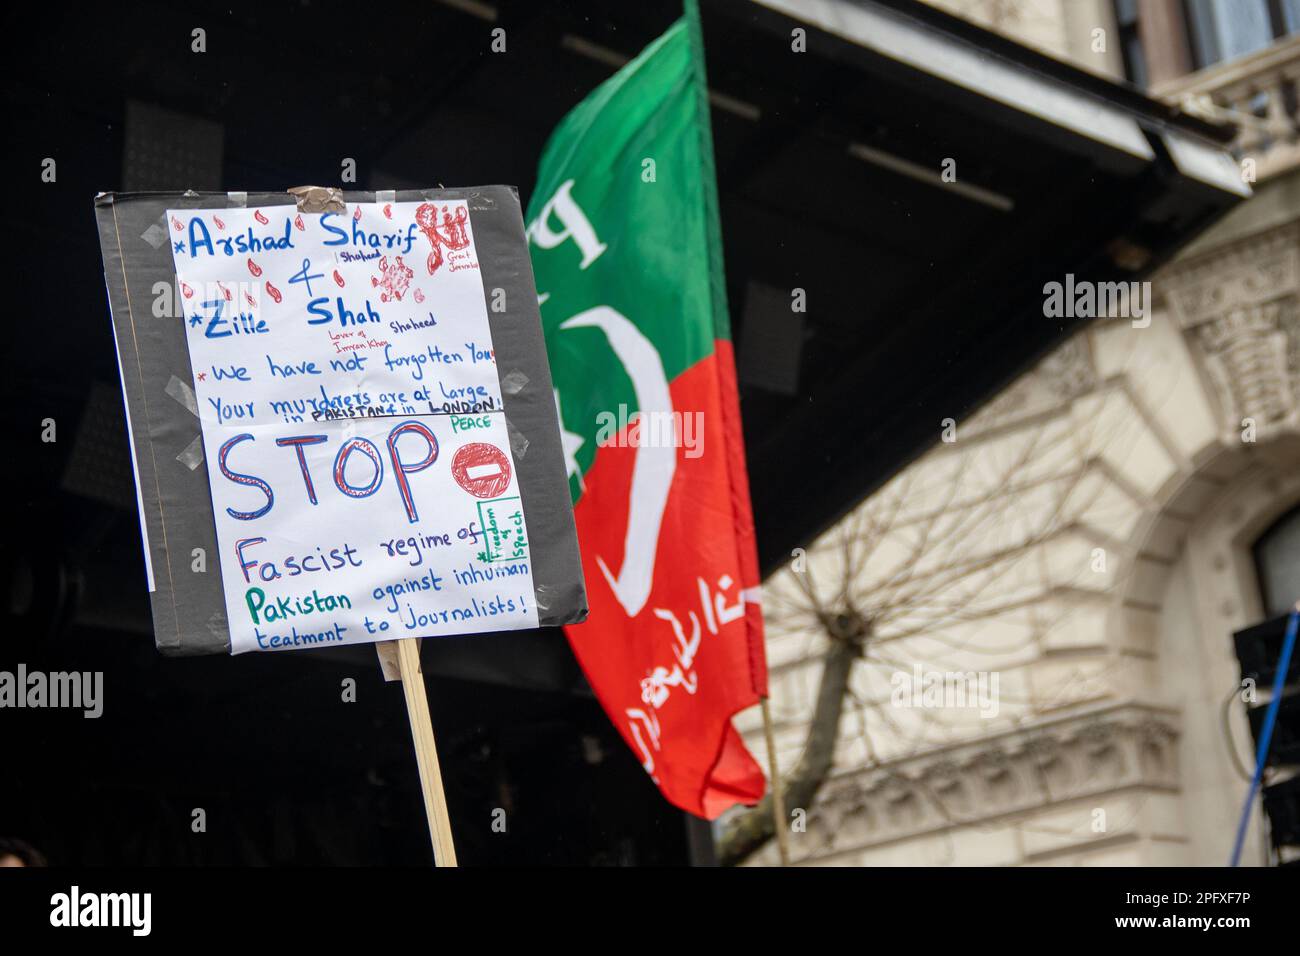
left=738, top=0, right=1300, bottom=866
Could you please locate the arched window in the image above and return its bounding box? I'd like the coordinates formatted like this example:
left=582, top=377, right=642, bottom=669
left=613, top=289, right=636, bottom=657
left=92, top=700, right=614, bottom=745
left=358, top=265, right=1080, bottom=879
left=1254, top=505, right=1300, bottom=619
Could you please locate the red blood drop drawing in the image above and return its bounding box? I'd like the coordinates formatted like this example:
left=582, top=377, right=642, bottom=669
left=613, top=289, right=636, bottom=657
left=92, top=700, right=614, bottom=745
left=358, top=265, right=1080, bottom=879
left=294, top=214, right=305, bottom=232
left=246, top=258, right=262, bottom=277
left=254, top=209, right=269, bottom=225
left=451, top=443, right=512, bottom=499
left=413, top=289, right=425, bottom=303
left=333, top=270, right=345, bottom=288
left=180, top=281, right=194, bottom=299
left=244, top=291, right=257, bottom=309
left=171, top=216, right=183, bottom=232
left=213, top=215, right=226, bottom=231
left=353, top=206, right=362, bottom=222
left=217, top=281, right=232, bottom=301
left=265, top=281, right=282, bottom=304
left=383, top=204, right=392, bottom=219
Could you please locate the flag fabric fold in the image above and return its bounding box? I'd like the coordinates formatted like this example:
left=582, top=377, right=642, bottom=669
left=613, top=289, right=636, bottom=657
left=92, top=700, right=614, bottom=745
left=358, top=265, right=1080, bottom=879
left=525, top=8, right=770, bottom=819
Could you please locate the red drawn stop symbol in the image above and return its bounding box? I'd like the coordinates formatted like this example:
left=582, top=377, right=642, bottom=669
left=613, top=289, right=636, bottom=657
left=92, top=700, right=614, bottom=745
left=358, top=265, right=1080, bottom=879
left=451, top=442, right=512, bottom=499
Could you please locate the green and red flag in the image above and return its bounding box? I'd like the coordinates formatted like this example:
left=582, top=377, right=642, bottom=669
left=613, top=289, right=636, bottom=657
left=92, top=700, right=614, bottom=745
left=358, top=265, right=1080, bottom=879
left=526, top=7, right=769, bottom=819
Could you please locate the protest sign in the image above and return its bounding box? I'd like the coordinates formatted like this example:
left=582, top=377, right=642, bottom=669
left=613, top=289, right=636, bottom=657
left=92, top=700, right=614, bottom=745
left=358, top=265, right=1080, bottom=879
left=96, top=188, right=586, bottom=656
left=167, top=199, right=538, bottom=654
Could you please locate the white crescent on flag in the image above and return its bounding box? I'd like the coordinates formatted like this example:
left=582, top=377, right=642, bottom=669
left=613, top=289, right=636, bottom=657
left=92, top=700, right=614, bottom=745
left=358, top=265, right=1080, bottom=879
left=560, top=306, right=676, bottom=617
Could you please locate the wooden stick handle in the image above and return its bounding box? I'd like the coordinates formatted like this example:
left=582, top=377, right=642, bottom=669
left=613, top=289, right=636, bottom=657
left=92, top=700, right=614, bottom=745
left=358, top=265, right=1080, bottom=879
left=394, top=638, right=458, bottom=867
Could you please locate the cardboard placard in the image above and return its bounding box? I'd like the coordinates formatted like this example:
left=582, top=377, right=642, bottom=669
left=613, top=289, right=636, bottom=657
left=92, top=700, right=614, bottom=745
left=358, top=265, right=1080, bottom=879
left=96, top=187, right=587, bottom=655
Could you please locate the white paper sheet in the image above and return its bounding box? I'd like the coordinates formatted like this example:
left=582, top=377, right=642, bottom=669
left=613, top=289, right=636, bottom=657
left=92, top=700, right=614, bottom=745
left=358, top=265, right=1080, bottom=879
left=166, top=200, right=538, bottom=653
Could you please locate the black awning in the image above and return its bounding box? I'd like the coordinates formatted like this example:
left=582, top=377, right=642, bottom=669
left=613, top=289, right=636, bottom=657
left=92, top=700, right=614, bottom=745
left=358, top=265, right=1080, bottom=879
left=700, top=0, right=1246, bottom=570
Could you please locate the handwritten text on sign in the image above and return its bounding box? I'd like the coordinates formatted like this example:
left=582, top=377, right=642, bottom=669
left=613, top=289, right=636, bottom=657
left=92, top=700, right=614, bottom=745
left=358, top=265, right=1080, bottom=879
left=167, top=201, right=537, bottom=653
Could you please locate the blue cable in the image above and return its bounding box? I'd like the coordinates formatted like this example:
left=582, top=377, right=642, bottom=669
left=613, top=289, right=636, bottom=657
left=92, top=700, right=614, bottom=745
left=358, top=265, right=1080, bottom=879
left=1230, top=606, right=1300, bottom=867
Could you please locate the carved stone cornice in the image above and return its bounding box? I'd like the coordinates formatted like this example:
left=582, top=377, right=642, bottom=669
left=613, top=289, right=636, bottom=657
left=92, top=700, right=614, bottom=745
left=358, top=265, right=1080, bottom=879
left=801, top=703, right=1180, bottom=858
left=1163, top=222, right=1300, bottom=327
left=1161, top=221, right=1300, bottom=436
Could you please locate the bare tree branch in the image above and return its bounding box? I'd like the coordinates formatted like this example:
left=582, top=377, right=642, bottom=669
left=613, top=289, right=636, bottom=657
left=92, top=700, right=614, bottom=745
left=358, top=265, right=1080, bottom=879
left=717, top=613, right=867, bottom=866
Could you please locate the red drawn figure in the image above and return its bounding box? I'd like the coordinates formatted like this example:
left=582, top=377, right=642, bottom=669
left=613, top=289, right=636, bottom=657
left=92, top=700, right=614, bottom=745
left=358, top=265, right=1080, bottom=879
left=371, top=256, right=413, bottom=302
left=383, top=204, right=392, bottom=219
left=246, top=258, right=262, bottom=277
left=413, top=288, right=425, bottom=304
left=217, top=281, right=232, bottom=301
left=254, top=209, right=269, bottom=225
left=180, top=281, right=194, bottom=300
left=451, top=442, right=512, bottom=499
left=414, top=203, right=471, bottom=276
left=265, top=281, right=282, bottom=304
left=294, top=214, right=306, bottom=232
left=333, top=269, right=345, bottom=288
left=171, top=216, right=184, bottom=232
left=353, top=206, right=362, bottom=222
left=213, top=215, right=226, bottom=231
left=244, top=291, right=257, bottom=309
